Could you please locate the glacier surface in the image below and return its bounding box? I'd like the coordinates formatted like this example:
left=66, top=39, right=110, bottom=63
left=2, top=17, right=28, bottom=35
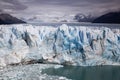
left=0, top=24, right=120, bottom=67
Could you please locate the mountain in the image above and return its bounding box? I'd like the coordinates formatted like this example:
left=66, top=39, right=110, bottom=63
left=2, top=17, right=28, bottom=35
left=26, top=14, right=76, bottom=23
left=93, top=12, right=120, bottom=24
left=74, top=13, right=95, bottom=22
left=0, top=13, right=26, bottom=24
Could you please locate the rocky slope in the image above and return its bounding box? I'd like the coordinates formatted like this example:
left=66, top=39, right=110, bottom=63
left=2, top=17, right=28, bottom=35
left=0, top=24, right=120, bottom=67
left=93, top=12, right=120, bottom=24
left=0, top=13, right=26, bottom=24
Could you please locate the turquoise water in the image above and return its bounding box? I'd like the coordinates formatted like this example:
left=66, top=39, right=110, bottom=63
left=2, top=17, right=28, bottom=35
left=42, top=66, right=120, bottom=80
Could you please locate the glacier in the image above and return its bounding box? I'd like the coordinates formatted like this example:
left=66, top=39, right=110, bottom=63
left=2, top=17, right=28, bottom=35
left=0, top=24, right=120, bottom=67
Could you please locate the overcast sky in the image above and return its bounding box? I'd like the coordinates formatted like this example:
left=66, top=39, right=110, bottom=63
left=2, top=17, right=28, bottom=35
left=0, top=0, right=120, bottom=18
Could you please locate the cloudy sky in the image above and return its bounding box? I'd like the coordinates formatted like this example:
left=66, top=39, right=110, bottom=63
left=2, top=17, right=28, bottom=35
left=0, top=0, right=120, bottom=19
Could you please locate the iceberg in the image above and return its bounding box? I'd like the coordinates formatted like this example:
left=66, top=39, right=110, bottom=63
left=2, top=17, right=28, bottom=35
left=0, top=24, right=120, bottom=66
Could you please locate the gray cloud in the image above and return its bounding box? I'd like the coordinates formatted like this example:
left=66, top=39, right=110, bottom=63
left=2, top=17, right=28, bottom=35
left=0, top=0, right=27, bottom=13
left=0, top=0, right=120, bottom=18
left=21, top=0, right=120, bottom=12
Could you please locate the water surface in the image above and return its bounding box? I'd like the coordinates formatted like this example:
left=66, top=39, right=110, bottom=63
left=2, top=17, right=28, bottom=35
left=42, top=66, right=120, bottom=80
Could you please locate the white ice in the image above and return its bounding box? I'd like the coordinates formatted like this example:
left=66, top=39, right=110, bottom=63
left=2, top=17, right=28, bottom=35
left=0, top=24, right=120, bottom=67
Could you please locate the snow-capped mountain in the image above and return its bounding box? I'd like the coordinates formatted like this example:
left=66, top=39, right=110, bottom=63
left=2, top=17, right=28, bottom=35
left=0, top=24, right=120, bottom=67
left=74, top=13, right=95, bottom=22
left=22, top=13, right=95, bottom=23
left=25, top=14, right=76, bottom=23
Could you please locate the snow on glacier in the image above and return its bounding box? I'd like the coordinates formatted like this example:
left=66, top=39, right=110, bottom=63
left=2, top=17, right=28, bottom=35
left=0, top=24, right=120, bottom=67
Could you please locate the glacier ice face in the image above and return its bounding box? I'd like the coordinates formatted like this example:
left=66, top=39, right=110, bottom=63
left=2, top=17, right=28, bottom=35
left=0, top=24, right=120, bottom=66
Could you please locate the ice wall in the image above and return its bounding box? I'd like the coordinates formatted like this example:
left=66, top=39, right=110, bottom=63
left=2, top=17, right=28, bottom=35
left=0, top=24, right=120, bottom=67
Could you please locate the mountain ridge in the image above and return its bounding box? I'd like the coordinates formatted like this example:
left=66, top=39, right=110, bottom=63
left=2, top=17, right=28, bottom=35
left=93, top=12, right=120, bottom=24
left=0, top=13, right=26, bottom=24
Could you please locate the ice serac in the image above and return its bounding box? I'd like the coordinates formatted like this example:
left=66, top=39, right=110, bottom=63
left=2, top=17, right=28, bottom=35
left=0, top=24, right=120, bottom=67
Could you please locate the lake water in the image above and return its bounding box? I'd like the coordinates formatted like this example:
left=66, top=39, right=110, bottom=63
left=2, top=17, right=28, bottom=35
left=31, top=22, right=120, bottom=29
left=42, top=66, right=120, bottom=80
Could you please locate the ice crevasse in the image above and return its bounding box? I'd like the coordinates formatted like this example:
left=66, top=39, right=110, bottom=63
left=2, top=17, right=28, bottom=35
left=0, top=24, right=120, bottom=67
